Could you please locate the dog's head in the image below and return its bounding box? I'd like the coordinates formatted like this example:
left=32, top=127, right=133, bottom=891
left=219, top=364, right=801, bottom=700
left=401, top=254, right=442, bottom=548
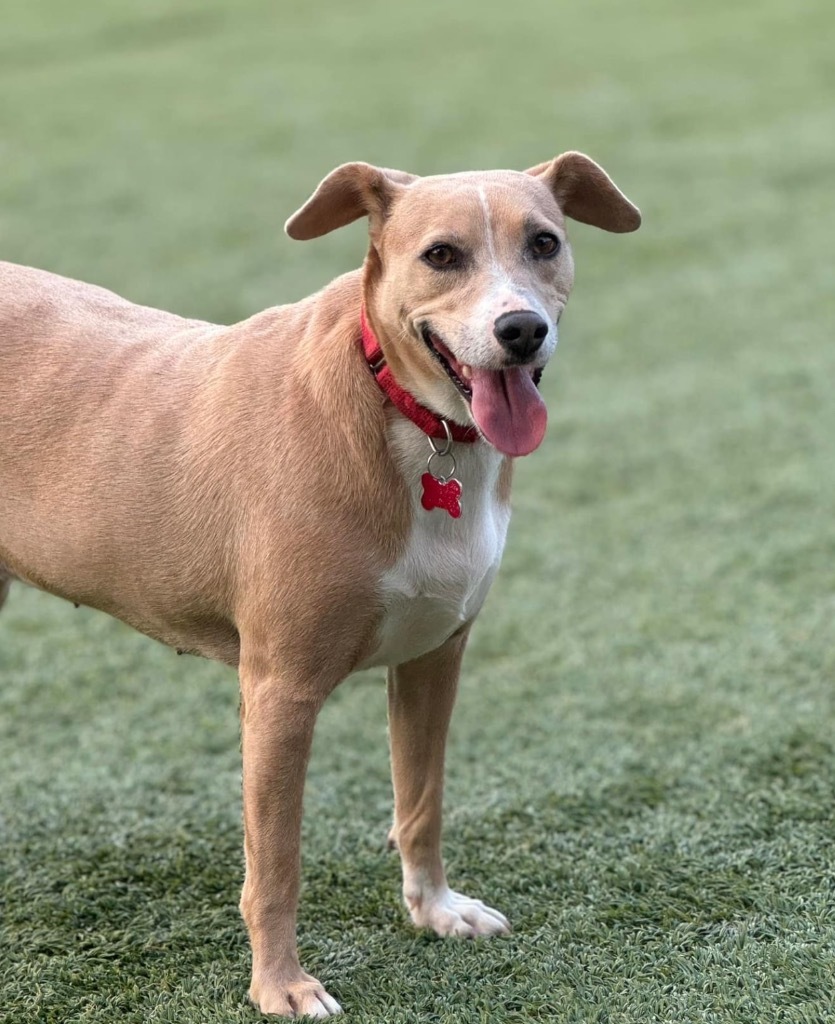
left=286, top=154, right=640, bottom=457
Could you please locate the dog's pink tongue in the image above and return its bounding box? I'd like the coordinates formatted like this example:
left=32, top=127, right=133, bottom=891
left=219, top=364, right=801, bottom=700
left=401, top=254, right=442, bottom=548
left=469, top=366, right=547, bottom=457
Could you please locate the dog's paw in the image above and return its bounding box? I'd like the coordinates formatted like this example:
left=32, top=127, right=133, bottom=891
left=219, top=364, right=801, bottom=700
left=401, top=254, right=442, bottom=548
left=250, top=973, right=342, bottom=1019
left=406, top=885, right=511, bottom=938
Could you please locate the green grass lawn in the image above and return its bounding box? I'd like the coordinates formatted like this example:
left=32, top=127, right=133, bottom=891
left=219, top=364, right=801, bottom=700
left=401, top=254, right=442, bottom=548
left=2, top=0, right=835, bottom=1021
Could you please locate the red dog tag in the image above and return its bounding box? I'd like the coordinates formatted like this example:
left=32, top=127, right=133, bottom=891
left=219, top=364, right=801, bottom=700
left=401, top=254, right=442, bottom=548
left=421, top=473, right=462, bottom=518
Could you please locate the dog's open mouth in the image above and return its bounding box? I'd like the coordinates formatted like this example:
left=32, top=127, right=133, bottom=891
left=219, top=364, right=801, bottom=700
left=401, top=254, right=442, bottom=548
left=421, top=326, right=474, bottom=401
left=419, top=324, right=548, bottom=458
left=420, top=326, right=544, bottom=400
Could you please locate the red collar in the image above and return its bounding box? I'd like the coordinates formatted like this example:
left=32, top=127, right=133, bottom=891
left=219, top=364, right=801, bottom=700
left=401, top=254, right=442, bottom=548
left=360, top=308, right=479, bottom=444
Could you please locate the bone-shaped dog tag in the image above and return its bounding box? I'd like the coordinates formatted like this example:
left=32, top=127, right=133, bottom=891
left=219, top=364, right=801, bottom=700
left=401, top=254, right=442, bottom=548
left=420, top=472, right=462, bottom=518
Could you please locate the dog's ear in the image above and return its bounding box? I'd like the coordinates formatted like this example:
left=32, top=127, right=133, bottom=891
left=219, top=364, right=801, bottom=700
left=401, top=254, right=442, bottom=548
left=527, top=152, right=641, bottom=233
left=285, top=163, right=417, bottom=241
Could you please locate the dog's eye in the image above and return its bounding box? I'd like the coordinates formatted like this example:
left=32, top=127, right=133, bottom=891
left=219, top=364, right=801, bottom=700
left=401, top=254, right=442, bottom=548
left=423, top=244, right=459, bottom=269
left=531, top=233, right=561, bottom=258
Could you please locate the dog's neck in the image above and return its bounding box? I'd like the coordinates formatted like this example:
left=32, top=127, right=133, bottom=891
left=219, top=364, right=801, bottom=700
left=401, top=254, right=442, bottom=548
left=360, top=307, right=479, bottom=445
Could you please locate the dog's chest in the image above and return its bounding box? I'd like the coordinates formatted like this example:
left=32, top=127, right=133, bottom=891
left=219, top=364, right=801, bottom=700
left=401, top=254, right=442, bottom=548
left=361, top=421, right=510, bottom=669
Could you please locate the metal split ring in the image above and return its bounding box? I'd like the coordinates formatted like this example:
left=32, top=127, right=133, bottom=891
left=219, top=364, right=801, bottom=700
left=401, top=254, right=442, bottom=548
left=428, top=418, right=454, bottom=456
left=426, top=419, right=456, bottom=483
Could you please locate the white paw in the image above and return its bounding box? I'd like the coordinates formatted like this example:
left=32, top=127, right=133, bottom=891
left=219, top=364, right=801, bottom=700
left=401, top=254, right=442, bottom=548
left=406, top=885, right=511, bottom=938
left=250, top=973, right=342, bottom=1019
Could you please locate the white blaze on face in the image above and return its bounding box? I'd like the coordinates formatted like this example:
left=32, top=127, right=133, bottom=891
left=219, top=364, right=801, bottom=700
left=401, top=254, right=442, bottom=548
left=462, top=184, right=559, bottom=367
left=427, top=184, right=552, bottom=458
left=396, top=173, right=569, bottom=456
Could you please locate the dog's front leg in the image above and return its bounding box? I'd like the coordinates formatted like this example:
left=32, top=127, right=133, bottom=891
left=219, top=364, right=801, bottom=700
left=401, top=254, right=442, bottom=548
left=387, top=627, right=511, bottom=938
left=239, top=664, right=341, bottom=1019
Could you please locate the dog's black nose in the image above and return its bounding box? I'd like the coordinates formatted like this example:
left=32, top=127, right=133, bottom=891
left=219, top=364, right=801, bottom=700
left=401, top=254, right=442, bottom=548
left=493, top=310, right=549, bottom=361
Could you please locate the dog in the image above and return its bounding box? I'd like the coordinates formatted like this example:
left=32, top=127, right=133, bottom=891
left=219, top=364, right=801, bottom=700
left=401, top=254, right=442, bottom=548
left=0, top=152, right=640, bottom=1018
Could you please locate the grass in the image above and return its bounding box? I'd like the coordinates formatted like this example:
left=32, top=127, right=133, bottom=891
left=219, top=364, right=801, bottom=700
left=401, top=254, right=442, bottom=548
left=2, top=0, right=835, bottom=1020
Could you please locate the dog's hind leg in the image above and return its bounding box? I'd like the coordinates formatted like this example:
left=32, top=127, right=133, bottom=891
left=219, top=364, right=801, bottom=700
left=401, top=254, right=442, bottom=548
left=0, top=575, right=10, bottom=611
left=387, top=627, right=511, bottom=939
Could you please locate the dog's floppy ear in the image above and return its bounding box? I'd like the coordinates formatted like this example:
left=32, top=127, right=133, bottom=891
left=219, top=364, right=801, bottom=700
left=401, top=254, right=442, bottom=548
left=527, top=152, right=641, bottom=233
left=285, top=163, right=417, bottom=240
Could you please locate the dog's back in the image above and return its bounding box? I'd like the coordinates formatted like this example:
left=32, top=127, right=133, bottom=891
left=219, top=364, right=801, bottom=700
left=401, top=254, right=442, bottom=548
left=0, top=261, right=209, bottom=467
left=0, top=261, right=235, bottom=648
left=0, top=261, right=396, bottom=665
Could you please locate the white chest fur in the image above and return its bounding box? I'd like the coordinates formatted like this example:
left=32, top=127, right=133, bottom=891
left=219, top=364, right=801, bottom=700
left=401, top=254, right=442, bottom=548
left=361, top=418, right=511, bottom=670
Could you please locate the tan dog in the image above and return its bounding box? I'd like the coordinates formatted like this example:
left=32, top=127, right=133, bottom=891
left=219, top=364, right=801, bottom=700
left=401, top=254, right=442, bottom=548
left=0, top=153, right=639, bottom=1018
